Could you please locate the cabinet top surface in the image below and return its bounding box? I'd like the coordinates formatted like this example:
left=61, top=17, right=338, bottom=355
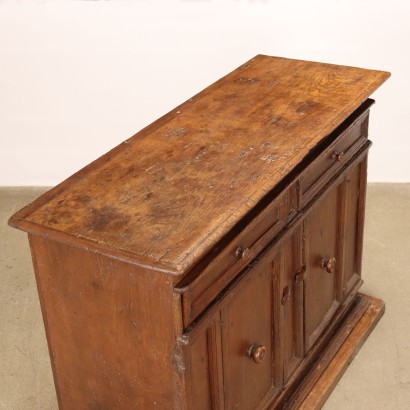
left=10, top=55, right=389, bottom=275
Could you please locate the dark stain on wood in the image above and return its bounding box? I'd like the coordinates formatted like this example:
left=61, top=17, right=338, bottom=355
left=87, top=206, right=130, bottom=233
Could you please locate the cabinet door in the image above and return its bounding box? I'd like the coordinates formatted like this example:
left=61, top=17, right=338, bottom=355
left=221, top=250, right=281, bottom=409
left=303, top=183, right=341, bottom=351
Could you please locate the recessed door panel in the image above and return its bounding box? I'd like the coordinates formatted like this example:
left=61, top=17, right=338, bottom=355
left=221, top=256, right=278, bottom=409
left=304, top=184, right=340, bottom=351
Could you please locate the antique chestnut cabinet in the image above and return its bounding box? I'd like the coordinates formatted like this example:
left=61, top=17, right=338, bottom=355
left=9, top=56, right=390, bottom=409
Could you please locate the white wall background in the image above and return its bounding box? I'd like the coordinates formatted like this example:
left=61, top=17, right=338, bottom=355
left=0, top=0, right=408, bottom=186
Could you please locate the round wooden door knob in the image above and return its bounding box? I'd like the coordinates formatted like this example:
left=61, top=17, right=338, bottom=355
left=248, top=344, right=267, bottom=364
left=320, top=257, right=336, bottom=273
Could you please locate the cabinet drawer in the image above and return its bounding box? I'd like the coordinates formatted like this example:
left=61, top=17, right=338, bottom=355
left=176, top=182, right=298, bottom=328
left=300, top=100, right=373, bottom=208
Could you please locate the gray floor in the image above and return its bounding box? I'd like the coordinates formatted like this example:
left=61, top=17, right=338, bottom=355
left=1, top=185, right=409, bottom=410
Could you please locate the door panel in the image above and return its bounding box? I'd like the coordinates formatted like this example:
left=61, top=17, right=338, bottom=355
left=221, top=255, right=279, bottom=409
left=304, top=184, right=340, bottom=351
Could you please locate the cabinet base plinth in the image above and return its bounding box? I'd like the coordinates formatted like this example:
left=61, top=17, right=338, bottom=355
left=272, top=293, right=385, bottom=410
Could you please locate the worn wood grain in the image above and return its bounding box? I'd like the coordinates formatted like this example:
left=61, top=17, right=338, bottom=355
left=9, top=55, right=389, bottom=275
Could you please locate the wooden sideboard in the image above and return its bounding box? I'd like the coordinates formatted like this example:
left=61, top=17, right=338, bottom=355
left=9, top=55, right=390, bottom=409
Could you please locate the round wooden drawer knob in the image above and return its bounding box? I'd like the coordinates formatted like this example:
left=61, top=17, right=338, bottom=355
left=332, top=151, right=345, bottom=162
left=235, top=247, right=251, bottom=261
left=248, top=344, right=266, bottom=364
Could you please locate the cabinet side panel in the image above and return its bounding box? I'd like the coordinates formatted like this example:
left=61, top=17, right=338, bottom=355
left=29, top=235, right=182, bottom=409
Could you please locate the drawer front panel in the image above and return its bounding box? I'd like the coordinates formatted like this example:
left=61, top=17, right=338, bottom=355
left=177, top=182, right=298, bottom=327
left=300, top=104, right=371, bottom=208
